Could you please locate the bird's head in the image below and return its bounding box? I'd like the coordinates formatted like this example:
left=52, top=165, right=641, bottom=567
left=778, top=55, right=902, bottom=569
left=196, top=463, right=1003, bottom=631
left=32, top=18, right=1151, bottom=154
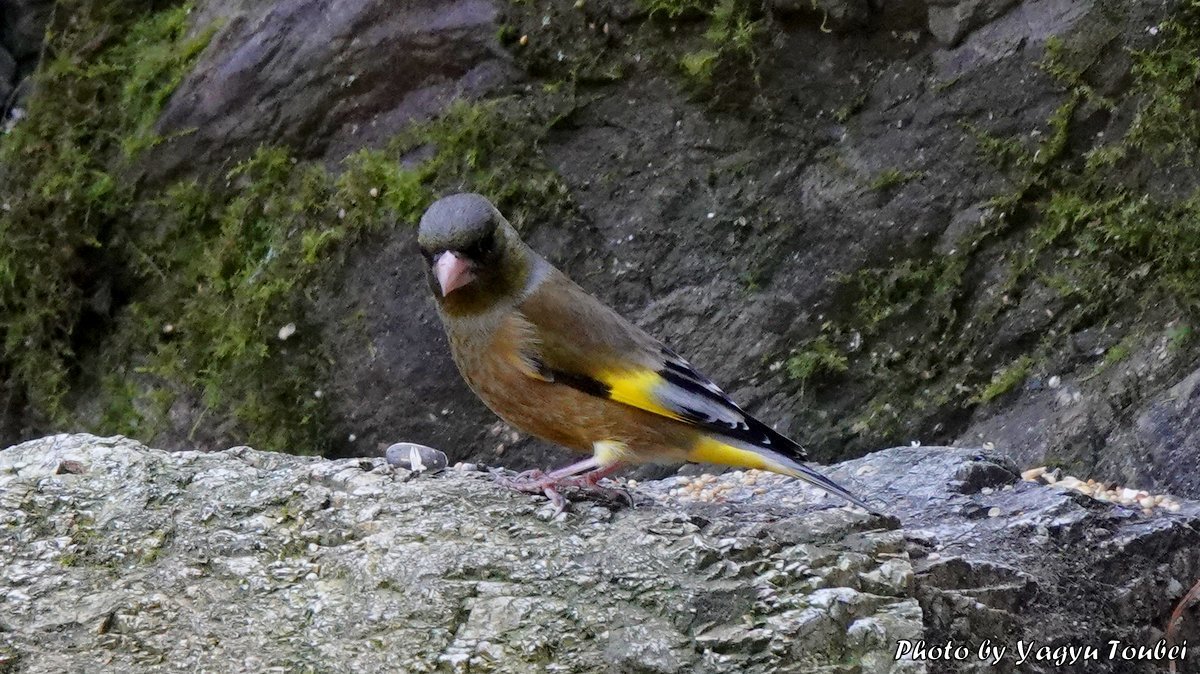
left=417, top=193, right=531, bottom=316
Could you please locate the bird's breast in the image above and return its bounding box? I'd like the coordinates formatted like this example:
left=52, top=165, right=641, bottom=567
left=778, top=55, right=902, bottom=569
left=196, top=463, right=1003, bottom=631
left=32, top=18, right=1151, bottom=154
left=444, top=310, right=693, bottom=461
left=445, top=311, right=589, bottom=452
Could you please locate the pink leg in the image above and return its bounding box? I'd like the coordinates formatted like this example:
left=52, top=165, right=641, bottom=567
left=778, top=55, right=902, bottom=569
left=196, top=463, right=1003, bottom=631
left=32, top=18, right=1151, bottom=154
left=496, top=460, right=630, bottom=514
left=547, top=458, right=601, bottom=480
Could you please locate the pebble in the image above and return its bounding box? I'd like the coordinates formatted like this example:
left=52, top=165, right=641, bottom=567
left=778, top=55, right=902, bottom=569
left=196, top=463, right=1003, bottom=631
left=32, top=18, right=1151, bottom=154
left=384, top=443, right=448, bottom=473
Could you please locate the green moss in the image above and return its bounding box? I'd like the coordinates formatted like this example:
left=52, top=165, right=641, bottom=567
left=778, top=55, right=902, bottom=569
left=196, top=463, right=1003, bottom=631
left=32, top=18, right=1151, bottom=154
left=819, top=0, right=1200, bottom=449
left=1101, top=335, right=1135, bottom=367
left=117, top=9, right=220, bottom=155
left=103, top=98, right=568, bottom=452
left=641, top=0, right=710, bottom=19
left=1125, top=1, right=1200, bottom=159
left=0, top=0, right=212, bottom=421
left=974, top=356, right=1033, bottom=404
left=641, top=0, right=763, bottom=89
left=786, top=336, right=848, bottom=385
left=832, top=91, right=868, bottom=123
left=869, top=168, right=923, bottom=191
left=1167, top=322, right=1193, bottom=351
left=1, top=0, right=576, bottom=452
left=848, top=254, right=966, bottom=335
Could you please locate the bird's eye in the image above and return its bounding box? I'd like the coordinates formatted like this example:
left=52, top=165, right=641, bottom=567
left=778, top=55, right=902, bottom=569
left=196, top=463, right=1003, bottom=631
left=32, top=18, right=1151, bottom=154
left=463, top=229, right=495, bottom=261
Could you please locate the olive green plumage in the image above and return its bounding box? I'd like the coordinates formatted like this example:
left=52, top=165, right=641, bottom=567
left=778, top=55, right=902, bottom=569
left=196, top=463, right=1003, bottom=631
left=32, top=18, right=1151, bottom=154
left=417, top=193, right=871, bottom=510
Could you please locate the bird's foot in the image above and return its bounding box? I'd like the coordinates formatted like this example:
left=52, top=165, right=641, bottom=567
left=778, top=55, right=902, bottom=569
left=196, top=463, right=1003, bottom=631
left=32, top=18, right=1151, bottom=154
left=495, top=467, right=632, bottom=516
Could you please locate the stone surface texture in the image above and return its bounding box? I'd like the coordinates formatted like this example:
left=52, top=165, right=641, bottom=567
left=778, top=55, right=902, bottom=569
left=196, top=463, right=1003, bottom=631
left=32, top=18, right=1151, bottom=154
left=3, top=434, right=1199, bottom=673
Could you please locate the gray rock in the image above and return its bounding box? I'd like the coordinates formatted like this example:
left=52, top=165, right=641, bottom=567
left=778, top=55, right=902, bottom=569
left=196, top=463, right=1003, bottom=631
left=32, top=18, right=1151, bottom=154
left=140, top=0, right=518, bottom=182
left=927, top=0, right=1020, bottom=46
left=768, top=0, right=872, bottom=31
left=0, top=0, right=54, bottom=59
left=834, top=448, right=1200, bottom=673
left=0, top=434, right=918, bottom=672
left=0, top=46, right=15, bottom=85
left=3, top=434, right=1198, bottom=673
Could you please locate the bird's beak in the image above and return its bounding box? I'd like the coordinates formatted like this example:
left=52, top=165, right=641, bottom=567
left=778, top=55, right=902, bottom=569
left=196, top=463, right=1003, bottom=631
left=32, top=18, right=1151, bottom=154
left=434, top=251, right=474, bottom=297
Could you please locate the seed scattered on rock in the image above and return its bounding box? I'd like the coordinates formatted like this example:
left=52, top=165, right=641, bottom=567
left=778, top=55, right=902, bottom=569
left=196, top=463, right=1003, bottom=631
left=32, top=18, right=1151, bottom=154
left=277, top=323, right=297, bottom=340
left=987, top=507, right=1001, bottom=518
left=1021, top=466, right=1046, bottom=481
left=519, top=34, right=529, bottom=46
left=1020, top=465, right=1183, bottom=513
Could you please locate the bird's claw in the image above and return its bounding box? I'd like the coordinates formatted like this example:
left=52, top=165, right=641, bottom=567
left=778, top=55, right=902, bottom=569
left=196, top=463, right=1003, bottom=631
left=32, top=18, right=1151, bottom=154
left=494, top=469, right=633, bottom=515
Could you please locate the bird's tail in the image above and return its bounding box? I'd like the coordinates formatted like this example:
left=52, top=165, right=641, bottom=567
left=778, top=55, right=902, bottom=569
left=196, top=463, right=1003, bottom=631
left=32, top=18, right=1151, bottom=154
left=687, top=435, right=874, bottom=511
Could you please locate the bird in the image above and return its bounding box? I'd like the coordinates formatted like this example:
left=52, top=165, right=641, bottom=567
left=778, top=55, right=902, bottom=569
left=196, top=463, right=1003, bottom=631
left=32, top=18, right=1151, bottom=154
left=416, top=193, right=871, bottom=513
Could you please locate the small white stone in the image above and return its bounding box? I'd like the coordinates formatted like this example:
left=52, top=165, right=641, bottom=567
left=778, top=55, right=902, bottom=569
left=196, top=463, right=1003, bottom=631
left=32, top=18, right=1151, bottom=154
left=277, top=323, right=297, bottom=340
left=1048, top=375, right=1061, bottom=389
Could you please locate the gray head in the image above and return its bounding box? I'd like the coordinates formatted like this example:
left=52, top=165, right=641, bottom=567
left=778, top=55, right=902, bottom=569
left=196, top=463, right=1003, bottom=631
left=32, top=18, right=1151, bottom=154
left=418, top=193, right=499, bottom=254
left=416, top=193, right=530, bottom=315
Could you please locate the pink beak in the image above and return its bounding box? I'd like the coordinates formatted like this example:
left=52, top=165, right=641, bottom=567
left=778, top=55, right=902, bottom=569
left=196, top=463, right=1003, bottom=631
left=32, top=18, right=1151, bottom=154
left=434, top=251, right=474, bottom=297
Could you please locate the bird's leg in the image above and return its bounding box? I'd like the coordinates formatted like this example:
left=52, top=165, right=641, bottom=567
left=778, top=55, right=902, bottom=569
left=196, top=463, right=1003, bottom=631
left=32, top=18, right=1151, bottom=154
left=556, top=462, right=634, bottom=507
left=547, top=458, right=602, bottom=480
left=495, top=459, right=630, bottom=514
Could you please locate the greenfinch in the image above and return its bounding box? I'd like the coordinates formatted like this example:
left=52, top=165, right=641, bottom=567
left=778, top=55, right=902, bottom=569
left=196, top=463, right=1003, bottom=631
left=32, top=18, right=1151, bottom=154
left=417, top=193, right=870, bottom=512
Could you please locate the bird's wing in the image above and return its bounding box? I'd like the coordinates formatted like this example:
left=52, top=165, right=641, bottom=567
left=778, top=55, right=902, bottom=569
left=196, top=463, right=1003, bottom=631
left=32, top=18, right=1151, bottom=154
left=518, top=271, right=806, bottom=459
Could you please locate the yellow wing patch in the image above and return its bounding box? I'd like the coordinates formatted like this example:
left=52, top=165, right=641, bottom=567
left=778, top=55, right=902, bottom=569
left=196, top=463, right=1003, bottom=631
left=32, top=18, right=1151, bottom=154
left=687, top=436, right=771, bottom=471
left=599, top=369, right=685, bottom=421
